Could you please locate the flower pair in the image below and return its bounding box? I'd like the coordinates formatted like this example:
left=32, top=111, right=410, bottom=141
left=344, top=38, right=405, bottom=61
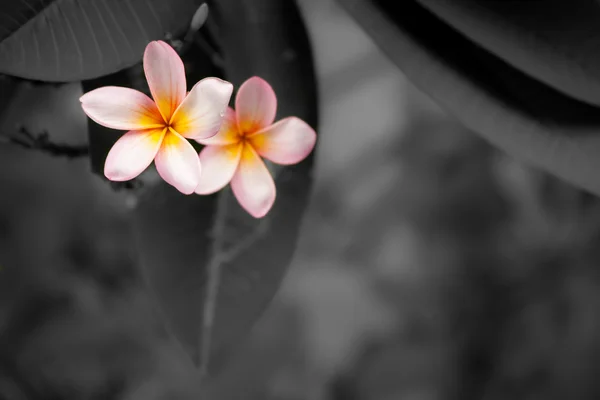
left=80, top=41, right=316, bottom=218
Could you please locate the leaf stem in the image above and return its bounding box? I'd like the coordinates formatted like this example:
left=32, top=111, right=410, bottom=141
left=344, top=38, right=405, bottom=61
left=199, top=188, right=230, bottom=376
left=199, top=190, right=270, bottom=375
left=199, top=254, right=223, bottom=376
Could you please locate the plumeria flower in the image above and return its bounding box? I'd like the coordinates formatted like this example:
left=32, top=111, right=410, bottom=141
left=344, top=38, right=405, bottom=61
left=80, top=40, right=233, bottom=194
left=195, top=76, right=317, bottom=218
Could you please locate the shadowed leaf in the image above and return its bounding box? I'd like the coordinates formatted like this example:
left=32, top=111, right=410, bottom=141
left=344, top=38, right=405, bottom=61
left=131, top=0, right=318, bottom=373
left=81, top=71, right=131, bottom=176
left=338, top=0, right=600, bottom=197
left=0, top=0, right=202, bottom=82
left=0, top=75, right=18, bottom=120
left=417, top=0, right=600, bottom=106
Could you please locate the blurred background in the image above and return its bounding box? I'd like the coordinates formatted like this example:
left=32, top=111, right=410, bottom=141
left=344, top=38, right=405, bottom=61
left=3, top=0, right=600, bottom=399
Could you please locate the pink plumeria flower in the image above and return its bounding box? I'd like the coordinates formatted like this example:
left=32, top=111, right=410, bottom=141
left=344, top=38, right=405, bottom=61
left=195, top=76, right=317, bottom=218
left=80, top=40, right=233, bottom=194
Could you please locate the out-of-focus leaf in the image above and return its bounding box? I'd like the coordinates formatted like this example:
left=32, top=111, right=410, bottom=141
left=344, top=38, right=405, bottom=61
left=132, top=0, right=318, bottom=373
left=0, top=0, right=202, bottom=82
left=418, top=0, right=600, bottom=107
left=338, top=0, right=600, bottom=197
left=211, top=0, right=319, bottom=119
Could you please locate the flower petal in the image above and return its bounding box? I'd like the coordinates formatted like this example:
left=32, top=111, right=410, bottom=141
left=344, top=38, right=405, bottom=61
left=143, top=40, right=187, bottom=122
left=230, top=143, right=276, bottom=218
left=104, top=128, right=166, bottom=181
left=155, top=129, right=202, bottom=195
left=171, top=77, right=234, bottom=139
left=235, top=76, right=277, bottom=134
left=80, top=87, right=164, bottom=130
left=248, top=117, right=317, bottom=165
left=195, top=143, right=243, bottom=195
left=195, top=107, right=240, bottom=145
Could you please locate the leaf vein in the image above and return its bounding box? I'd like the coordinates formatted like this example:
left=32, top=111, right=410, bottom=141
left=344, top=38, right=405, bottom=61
left=90, top=0, right=120, bottom=63
left=146, top=1, right=164, bottom=34
left=126, top=0, right=150, bottom=43
left=103, top=0, right=134, bottom=53
left=43, top=11, right=60, bottom=78
left=56, top=2, right=83, bottom=75
left=78, top=0, right=103, bottom=65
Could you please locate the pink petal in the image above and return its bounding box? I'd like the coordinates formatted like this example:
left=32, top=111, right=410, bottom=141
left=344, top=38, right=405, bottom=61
left=235, top=76, right=277, bottom=134
left=143, top=41, right=187, bottom=122
left=248, top=117, right=316, bottom=165
left=171, top=77, right=233, bottom=139
left=231, top=143, right=276, bottom=218
left=155, top=129, right=202, bottom=195
left=80, top=86, right=164, bottom=130
left=104, top=128, right=166, bottom=181
left=195, top=107, right=241, bottom=145
left=195, top=143, right=243, bottom=195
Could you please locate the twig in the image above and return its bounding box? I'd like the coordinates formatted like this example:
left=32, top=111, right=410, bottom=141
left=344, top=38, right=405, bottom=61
left=0, top=127, right=88, bottom=158
left=109, top=179, right=144, bottom=192
left=165, top=27, right=223, bottom=67
left=180, top=3, right=210, bottom=55
left=165, top=2, right=223, bottom=67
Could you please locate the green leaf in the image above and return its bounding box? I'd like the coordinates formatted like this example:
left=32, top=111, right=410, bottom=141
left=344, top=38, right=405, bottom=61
left=132, top=0, right=318, bottom=373
left=338, top=0, right=600, bottom=197
left=0, top=0, right=202, bottom=82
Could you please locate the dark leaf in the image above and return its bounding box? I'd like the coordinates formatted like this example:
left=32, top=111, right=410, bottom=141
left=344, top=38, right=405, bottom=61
left=132, top=0, right=318, bottom=373
left=0, top=0, right=202, bottom=82
left=81, top=71, right=131, bottom=175
left=417, top=0, right=600, bottom=107
left=0, top=75, right=19, bottom=120
left=338, top=0, right=600, bottom=196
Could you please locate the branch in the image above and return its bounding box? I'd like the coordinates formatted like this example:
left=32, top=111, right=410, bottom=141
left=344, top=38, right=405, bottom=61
left=164, top=2, right=224, bottom=67
left=0, top=127, right=88, bottom=158
left=166, top=23, right=224, bottom=67
left=109, top=179, right=144, bottom=192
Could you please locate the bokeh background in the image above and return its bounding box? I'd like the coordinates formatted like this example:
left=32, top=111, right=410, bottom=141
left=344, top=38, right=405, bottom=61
left=3, top=1, right=600, bottom=399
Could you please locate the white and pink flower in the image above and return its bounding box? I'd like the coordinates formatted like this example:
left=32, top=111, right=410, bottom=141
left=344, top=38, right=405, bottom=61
left=80, top=40, right=233, bottom=194
left=80, top=42, right=316, bottom=218
left=195, top=76, right=316, bottom=218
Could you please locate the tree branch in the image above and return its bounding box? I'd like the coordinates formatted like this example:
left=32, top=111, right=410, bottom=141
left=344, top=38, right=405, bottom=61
left=0, top=127, right=88, bottom=158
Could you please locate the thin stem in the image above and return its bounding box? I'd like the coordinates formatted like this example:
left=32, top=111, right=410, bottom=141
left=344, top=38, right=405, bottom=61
left=0, top=127, right=88, bottom=158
